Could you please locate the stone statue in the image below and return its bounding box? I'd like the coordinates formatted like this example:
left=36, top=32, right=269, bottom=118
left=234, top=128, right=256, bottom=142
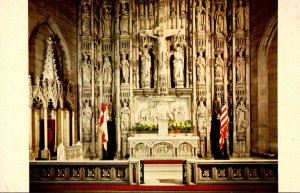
left=181, top=0, right=186, bottom=14
left=102, top=7, right=111, bottom=37
left=171, top=0, right=176, bottom=14
left=196, top=52, right=206, bottom=84
left=197, top=101, right=208, bottom=133
left=236, top=100, right=247, bottom=133
left=173, top=46, right=184, bottom=83
left=215, top=4, right=224, bottom=33
left=214, top=53, right=224, bottom=82
left=196, top=2, right=206, bottom=31
left=120, top=102, right=130, bottom=132
left=140, top=27, right=182, bottom=79
left=82, top=102, right=92, bottom=142
left=236, top=0, right=245, bottom=30
left=140, top=47, right=151, bottom=85
left=149, top=1, right=154, bottom=16
left=82, top=53, right=91, bottom=85
left=236, top=51, right=245, bottom=83
left=121, top=54, right=130, bottom=84
left=81, top=5, right=90, bottom=35
left=120, top=6, right=129, bottom=35
left=103, top=56, right=112, bottom=85
left=139, top=0, right=144, bottom=16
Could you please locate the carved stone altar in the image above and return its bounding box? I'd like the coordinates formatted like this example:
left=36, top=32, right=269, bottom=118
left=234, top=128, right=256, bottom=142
left=128, top=135, right=199, bottom=159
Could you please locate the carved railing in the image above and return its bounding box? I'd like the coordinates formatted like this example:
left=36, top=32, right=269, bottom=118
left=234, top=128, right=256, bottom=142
left=30, top=159, right=141, bottom=185
left=57, top=142, right=84, bottom=161
left=183, top=159, right=278, bottom=185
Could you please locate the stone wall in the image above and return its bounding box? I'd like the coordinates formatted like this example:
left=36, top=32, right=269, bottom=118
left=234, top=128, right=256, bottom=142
left=250, top=0, right=277, bottom=155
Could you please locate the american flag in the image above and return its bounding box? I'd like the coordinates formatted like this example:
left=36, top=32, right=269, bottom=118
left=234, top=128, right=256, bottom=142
left=219, top=94, right=229, bottom=150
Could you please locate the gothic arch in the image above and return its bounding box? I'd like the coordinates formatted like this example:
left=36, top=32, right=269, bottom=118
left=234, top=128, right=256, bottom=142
left=257, top=12, right=277, bottom=154
left=29, top=16, right=71, bottom=77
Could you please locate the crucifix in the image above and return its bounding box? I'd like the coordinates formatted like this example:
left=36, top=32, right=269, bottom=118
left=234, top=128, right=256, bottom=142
left=139, top=26, right=185, bottom=93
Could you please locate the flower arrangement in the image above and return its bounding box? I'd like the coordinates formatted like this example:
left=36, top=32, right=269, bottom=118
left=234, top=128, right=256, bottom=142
left=168, top=120, right=193, bottom=133
left=130, top=121, right=158, bottom=133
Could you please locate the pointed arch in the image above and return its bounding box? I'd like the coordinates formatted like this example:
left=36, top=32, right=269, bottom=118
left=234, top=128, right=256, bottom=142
left=29, top=16, right=71, bottom=75
left=257, top=12, right=277, bottom=154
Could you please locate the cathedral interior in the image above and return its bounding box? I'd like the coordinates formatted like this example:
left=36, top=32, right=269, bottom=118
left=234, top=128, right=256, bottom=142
left=0, top=0, right=283, bottom=192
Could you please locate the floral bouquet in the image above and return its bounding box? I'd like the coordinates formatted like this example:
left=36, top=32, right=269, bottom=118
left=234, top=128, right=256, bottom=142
left=168, top=120, right=193, bottom=133
left=130, top=121, right=158, bottom=133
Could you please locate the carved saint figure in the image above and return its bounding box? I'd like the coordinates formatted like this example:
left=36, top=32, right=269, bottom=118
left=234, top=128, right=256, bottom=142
left=140, top=47, right=151, bottom=84
left=236, top=100, right=247, bottom=133
left=196, top=52, right=206, bottom=83
left=121, top=54, right=130, bottom=84
left=197, top=101, right=208, bottom=132
left=82, top=5, right=90, bottom=35
left=82, top=53, right=91, bottom=85
left=102, top=7, right=111, bottom=37
left=215, top=4, right=224, bottom=33
left=82, top=102, right=92, bottom=142
left=214, top=53, right=224, bottom=82
left=181, top=0, right=186, bottom=14
left=171, top=0, right=176, bottom=14
left=103, top=56, right=112, bottom=85
left=120, top=4, right=129, bottom=35
left=236, top=51, right=246, bottom=82
left=120, top=102, right=130, bottom=131
left=173, top=46, right=184, bottom=82
left=149, top=1, right=154, bottom=16
left=139, top=0, right=144, bottom=16
left=236, top=0, right=245, bottom=30
left=196, top=1, right=206, bottom=31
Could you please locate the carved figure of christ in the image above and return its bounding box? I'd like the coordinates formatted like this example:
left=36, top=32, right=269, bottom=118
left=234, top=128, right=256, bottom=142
left=139, top=27, right=184, bottom=74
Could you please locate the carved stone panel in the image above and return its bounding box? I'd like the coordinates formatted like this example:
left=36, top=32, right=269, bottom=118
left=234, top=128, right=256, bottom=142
left=133, top=96, right=192, bottom=124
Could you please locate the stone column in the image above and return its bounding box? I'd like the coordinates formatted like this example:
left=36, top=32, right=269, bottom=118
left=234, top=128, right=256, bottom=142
left=61, top=108, right=64, bottom=145
left=43, top=107, right=48, bottom=151
left=29, top=107, right=35, bottom=160
left=54, top=110, right=57, bottom=152
left=72, top=111, right=75, bottom=145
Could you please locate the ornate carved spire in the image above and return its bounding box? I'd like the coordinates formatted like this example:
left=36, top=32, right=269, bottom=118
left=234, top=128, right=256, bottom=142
left=43, top=37, right=59, bottom=82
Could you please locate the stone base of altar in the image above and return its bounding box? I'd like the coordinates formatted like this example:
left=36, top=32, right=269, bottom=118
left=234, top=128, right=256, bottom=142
left=128, top=135, right=199, bottom=159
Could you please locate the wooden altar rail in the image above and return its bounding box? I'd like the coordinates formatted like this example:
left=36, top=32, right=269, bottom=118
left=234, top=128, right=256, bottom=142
left=183, top=159, right=278, bottom=185
left=30, top=159, right=141, bottom=185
